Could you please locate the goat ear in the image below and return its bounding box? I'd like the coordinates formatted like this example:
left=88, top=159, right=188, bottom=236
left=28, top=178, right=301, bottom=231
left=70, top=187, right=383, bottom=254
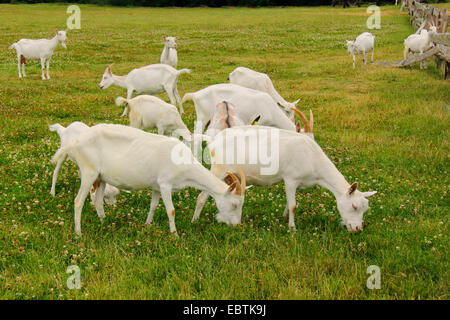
left=362, top=191, right=377, bottom=198
left=224, top=174, right=234, bottom=186
left=55, top=29, right=59, bottom=34
left=249, top=115, right=260, bottom=125
left=292, top=99, right=300, bottom=106
left=296, top=120, right=302, bottom=132
left=348, top=182, right=358, bottom=195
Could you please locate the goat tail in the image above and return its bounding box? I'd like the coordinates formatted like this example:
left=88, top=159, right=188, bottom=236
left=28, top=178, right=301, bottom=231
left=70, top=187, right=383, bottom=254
left=9, top=43, right=16, bottom=50
left=182, top=92, right=194, bottom=104
left=115, top=96, right=129, bottom=107
left=49, top=123, right=65, bottom=136
left=51, top=145, right=70, bottom=165
left=177, top=68, right=192, bottom=75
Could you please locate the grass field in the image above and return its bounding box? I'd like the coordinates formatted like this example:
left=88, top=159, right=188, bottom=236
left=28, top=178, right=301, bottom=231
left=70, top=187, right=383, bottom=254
left=0, top=3, right=449, bottom=300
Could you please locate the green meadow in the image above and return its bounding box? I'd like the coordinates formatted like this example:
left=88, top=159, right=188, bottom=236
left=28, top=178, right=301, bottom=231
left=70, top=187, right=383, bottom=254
left=0, top=4, right=448, bottom=299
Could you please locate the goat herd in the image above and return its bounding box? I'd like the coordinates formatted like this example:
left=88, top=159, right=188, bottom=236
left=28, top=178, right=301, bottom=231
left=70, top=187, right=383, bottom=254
left=10, top=30, right=394, bottom=237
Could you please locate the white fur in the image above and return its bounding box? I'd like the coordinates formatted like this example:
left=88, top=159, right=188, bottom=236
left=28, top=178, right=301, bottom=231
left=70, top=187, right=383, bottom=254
left=346, top=32, right=375, bottom=69
left=229, top=67, right=299, bottom=116
left=115, top=95, right=190, bottom=140
left=98, top=64, right=191, bottom=114
left=160, top=36, right=178, bottom=69
left=48, top=122, right=120, bottom=205
left=51, top=124, right=246, bottom=236
left=9, top=30, right=68, bottom=80
left=192, top=126, right=376, bottom=233
left=404, top=26, right=437, bottom=69
left=182, top=83, right=296, bottom=134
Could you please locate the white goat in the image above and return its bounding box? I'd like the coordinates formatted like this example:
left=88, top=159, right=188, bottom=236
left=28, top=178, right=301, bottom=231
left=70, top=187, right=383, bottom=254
left=229, top=67, right=300, bottom=116
left=346, top=32, right=375, bottom=69
left=49, top=122, right=120, bottom=205
left=51, top=124, right=246, bottom=236
left=404, top=26, right=437, bottom=69
left=193, top=125, right=376, bottom=233
left=115, top=95, right=191, bottom=140
left=9, top=30, right=68, bottom=80
left=182, top=83, right=309, bottom=133
left=160, top=36, right=178, bottom=69
left=98, top=63, right=191, bottom=115
left=206, top=101, right=313, bottom=140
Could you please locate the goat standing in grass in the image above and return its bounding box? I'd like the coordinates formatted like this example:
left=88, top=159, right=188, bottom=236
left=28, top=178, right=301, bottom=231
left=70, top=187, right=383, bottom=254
left=49, top=122, right=120, bottom=206
left=182, top=83, right=311, bottom=134
left=346, top=32, right=375, bottom=69
left=193, top=125, right=376, bottom=233
left=404, top=26, right=437, bottom=69
left=160, top=36, right=178, bottom=69
left=51, top=124, right=246, bottom=236
left=99, top=63, right=191, bottom=115
left=9, top=30, right=68, bottom=80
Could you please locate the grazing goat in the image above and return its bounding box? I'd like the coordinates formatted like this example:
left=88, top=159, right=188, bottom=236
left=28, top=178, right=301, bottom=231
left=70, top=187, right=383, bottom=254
left=9, top=30, right=68, bottom=80
left=182, top=83, right=303, bottom=133
left=206, top=101, right=312, bottom=139
left=160, top=36, right=178, bottom=69
left=115, top=95, right=191, bottom=140
left=49, top=122, right=120, bottom=205
left=192, top=126, right=376, bottom=233
left=404, top=26, right=437, bottom=69
left=98, top=63, right=191, bottom=115
left=346, top=32, right=375, bottom=69
left=51, top=124, right=246, bottom=236
left=229, top=67, right=300, bottom=116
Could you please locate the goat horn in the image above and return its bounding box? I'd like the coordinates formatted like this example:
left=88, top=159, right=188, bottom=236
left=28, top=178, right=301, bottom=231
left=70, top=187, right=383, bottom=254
left=237, top=168, right=246, bottom=195
left=291, top=107, right=312, bottom=133
left=225, top=171, right=241, bottom=194
left=309, top=109, right=314, bottom=132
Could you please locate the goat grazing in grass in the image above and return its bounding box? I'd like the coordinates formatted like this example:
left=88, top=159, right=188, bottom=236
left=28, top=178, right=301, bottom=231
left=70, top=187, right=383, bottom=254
left=9, top=30, right=68, bottom=80
left=115, top=95, right=191, bottom=140
left=193, top=125, right=376, bottom=233
left=346, top=32, right=375, bottom=69
left=49, top=122, right=120, bottom=206
left=51, top=124, right=246, bottom=236
left=99, top=63, right=191, bottom=115
left=182, top=83, right=309, bottom=134
left=160, top=36, right=178, bottom=69
left=229, top=67, right=300, bottom=115
left=404, top=26, right=437, bottom=69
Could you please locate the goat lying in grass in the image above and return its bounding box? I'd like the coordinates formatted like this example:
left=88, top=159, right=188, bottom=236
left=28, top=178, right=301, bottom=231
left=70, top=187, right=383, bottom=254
left=49, top=122, right=120, bottom=205
left=404, top=26, right=437, bottom=69
left=160, top=36, right=178, bottom=69
left=51, top=124, right=246, bottom=236
left=346, top=32, right=375, bottom=69
left=9, top=30, right=68, bottom=80
left=229, top=66, right=300, bottom=115
left=193, top=125, right=376, bottom=232
left=99, top=63, right=191, bottom=115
